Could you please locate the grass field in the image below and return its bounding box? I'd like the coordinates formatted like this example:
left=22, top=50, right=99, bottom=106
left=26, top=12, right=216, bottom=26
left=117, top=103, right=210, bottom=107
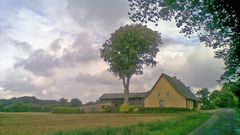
left=0, top=112, right=211, bottom=135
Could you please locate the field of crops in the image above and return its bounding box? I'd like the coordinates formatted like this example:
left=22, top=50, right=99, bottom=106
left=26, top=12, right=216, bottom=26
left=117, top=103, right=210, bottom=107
left=0, top=112, right=176, bottom=135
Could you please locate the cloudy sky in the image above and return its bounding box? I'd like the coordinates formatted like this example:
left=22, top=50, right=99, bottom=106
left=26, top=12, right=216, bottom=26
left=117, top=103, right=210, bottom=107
left=0, top=0, right=225, bottom=103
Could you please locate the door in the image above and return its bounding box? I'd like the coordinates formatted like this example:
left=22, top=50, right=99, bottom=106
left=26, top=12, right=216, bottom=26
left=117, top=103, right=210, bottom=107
left=159, top=100, right=164, bottom=108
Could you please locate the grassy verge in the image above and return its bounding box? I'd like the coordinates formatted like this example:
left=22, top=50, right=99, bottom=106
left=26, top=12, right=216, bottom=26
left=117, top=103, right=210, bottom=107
left=237, top=108, right=240, bottom=127
left=51, top=112, right=211, bottom=135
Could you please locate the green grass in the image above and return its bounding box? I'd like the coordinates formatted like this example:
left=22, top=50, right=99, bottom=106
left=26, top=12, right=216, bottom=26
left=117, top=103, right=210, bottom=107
left=51, top=112, right=211, bottom=135
left=237, top=109, right=240, bottom=127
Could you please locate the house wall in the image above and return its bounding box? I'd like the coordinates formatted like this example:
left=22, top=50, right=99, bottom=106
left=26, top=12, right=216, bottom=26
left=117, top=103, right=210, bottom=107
left=144, top=77, right=187, bottom=108
left=186, top=99, right=194, bottom=109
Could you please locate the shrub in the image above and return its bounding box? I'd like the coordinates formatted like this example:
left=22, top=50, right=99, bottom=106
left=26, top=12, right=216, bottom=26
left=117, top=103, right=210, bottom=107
left=133, top=108, right=139, bottom=112
left=102, top=105, right=114, bottom=113
left=3, top=103, right=42, bottom=112
left=51, top=107, right=81, bottom=114
left=119, top=103, right=129, bottom=113
left=201, top=104, right=215, bottom=110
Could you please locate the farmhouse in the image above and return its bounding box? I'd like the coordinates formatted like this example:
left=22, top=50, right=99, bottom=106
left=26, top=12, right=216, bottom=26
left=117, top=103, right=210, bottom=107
left=99, top=73, right=201, bottom=109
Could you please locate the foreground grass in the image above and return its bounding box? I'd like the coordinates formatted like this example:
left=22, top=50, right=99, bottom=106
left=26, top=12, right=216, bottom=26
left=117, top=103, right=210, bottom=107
left=0, top=112, right=175, bottom=135
left=52, top=112, right=211, bottom=135
left=237, top=109, right=240, bottom=127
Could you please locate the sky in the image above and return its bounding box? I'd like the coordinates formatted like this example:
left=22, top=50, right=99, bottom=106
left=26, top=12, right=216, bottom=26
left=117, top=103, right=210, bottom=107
left=0, top=0, right=225, bottom=103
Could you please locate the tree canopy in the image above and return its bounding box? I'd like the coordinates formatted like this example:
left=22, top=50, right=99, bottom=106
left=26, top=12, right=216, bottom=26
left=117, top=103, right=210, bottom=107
left=196, top=88, right=210, bottom=106
left=70, top=98, right=82, bottom=107
left=128, top=0, right=240, bottom=82
left=100, top=24, right=162, bottom=103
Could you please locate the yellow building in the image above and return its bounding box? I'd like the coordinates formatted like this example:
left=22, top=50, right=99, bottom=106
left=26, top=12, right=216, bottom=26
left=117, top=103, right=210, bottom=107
left=99, top=73, right=201, bottom=109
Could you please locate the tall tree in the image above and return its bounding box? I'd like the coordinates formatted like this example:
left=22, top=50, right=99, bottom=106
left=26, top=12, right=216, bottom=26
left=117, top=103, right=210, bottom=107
left=128, top=0, right=240, bottom=82
left=101, top=24, right=162, bottom=104
left=196, top=88, right=210, bottom=106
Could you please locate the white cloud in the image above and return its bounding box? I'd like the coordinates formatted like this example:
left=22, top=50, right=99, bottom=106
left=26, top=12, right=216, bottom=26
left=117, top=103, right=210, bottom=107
left=0, top=0, right=225, bottom=103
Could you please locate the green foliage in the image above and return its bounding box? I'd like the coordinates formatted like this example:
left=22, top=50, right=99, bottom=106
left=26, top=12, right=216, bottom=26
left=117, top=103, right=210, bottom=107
left=209, top=88, right=238, bottom=108
left=58, top=98, right=68, bottom=106
left=132, top=108, right=139, bottom=112
left=51, top=107, right=81, bottom=114
left=69, top=98, right=82, bottom=107
left=51, top=112, right=211, bottom=135
left=201, top=104, right=215, bottom=110
left=3, top=103, right=42, bottom=112
left=101, top=24, right=162, bottom=79
left=221, top=82, right=240, bottom=107
left=0, top=102, right=4, bottom=111
left=216, top=91, right=237, bottom=107
left=101, top=24, right=162, bottom=104
left=119, top=103, right=129, bottom=113
left=0, top=96, right=61, bottom=112
left=196, top=88, right=210, bottom=107
left=138, top=107, right=191, bottom=113
left=102, top=105, right=114, bottom=113
left=129, top=0, right=240, bottom=82
left=1, top=103, right=59, bottom=112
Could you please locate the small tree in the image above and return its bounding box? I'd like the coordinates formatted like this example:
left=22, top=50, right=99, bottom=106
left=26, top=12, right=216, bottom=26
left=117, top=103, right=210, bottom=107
left=196, top=88, right=210, bottom=106
left=101, top=24, right=162, bottom=104
left=58, top=98, right=68, bottom=106
left=70, top=98, right=82, bottom=107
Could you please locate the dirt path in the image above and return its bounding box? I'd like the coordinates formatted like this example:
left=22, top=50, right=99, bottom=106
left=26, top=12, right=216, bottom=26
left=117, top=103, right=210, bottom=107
left=188, top=109, right=239, bottom=135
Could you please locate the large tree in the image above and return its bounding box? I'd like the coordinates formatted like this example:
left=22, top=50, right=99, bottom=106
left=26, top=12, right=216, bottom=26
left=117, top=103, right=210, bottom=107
left=128, top=0, right=239, bottom=82
left=101, top=24, right=162, bottom=104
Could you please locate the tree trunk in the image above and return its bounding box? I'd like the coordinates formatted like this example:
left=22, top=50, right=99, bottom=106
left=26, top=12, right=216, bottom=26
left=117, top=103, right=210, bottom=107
left=123, top=76, right=130, bottom=104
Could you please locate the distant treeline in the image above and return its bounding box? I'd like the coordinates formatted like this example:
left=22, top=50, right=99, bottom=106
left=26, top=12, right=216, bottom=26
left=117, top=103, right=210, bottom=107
left=0, top=96, right=82, bottom=112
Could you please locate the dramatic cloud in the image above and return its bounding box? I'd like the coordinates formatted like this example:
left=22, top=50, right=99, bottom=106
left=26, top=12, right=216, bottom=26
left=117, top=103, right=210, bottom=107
left=0, top=0, right=225, bottom=102
left=50, top=38, right=62, bottom=51
left=1, top=69, right=38, bottom=93
left=15, top=50, right=58, bottom=76
left=67, top=0, right=129, bottom=34
left=60, top=32, right=99, bottom=66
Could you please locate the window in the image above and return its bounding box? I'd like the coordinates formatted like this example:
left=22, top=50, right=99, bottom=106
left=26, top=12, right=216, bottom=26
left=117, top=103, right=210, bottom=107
left=166, top=92, right=170, bottom=97
left=158, top=93, right=161, bottom=97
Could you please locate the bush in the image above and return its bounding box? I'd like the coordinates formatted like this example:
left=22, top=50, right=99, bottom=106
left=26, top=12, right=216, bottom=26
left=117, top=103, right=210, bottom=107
left=102, top=105, right=114, bottom=113
left=3, top=103, right=42, bottom=112
left=201, top=104, right=215, bottom=110
left=119, top=104, right=129, bottom=113
left=51, top=107, right=81, bottom=114
left=138, top=107, right=191, bottom=113
left=133, top=108, right=139, bottom=112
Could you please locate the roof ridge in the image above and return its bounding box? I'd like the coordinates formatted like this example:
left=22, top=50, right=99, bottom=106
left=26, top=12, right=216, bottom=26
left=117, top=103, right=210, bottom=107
left=162, top=73, right=199, bottom=101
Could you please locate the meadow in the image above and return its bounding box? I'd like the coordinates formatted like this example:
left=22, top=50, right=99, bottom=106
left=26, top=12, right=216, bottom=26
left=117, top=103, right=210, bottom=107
left=0, top=111, right=211, bottom=135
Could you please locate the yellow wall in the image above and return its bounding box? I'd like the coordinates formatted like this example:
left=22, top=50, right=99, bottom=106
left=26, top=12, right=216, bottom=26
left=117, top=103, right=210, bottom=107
left=144, top=77, right=187, bottom=108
